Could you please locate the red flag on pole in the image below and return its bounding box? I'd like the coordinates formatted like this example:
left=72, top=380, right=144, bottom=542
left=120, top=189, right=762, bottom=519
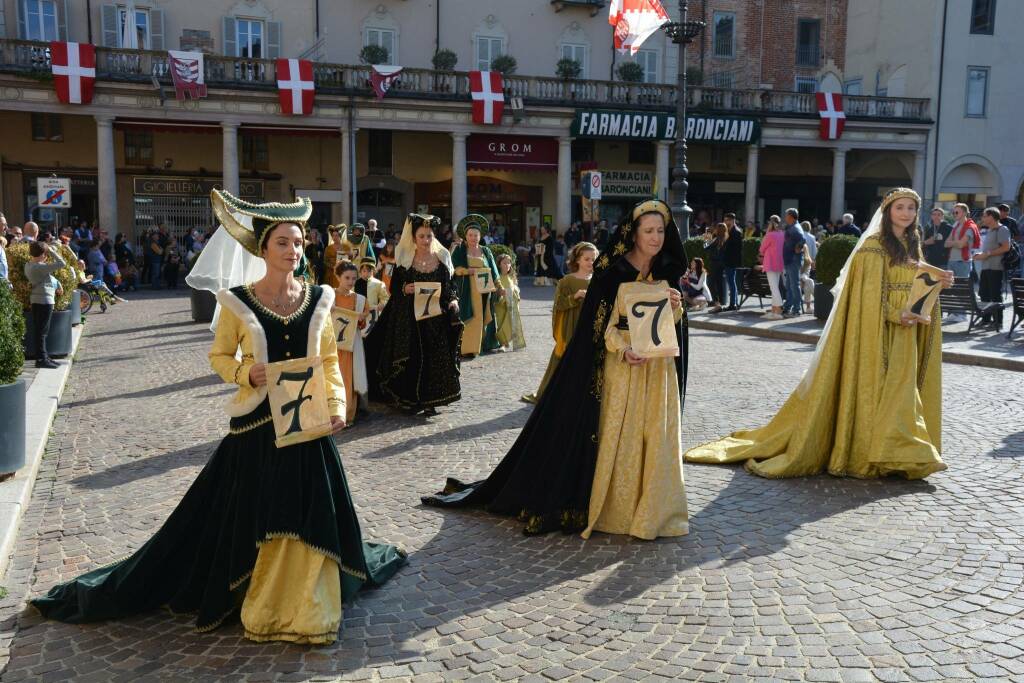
left=276, top=58, right=315, bottom=116
left=609, top=0, right=670, bottom=55
left=816, top=92, right=846, bottom=140
left=469, top=71, right=504, bottom=125
left=370, top=65, right=403, bottom=99
left=50, top=42, right=96, bottom=104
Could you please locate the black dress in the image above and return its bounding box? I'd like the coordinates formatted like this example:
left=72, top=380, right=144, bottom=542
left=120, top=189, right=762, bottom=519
left=367, top=263, right=463, bottom=410
left=32, top=284, right=406, bottom=634
left=538, top=235, right=562, bottom=280
left=423, top=255, right=687, bottom=535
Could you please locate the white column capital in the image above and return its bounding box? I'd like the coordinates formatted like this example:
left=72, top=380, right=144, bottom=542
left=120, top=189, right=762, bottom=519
left=451, top=131, right=468, bottom=141
left=221, top=121, right=240, bottom=130
left=94, top=114, right=114, bottom=127
left=832, top=147, right=849, bottom=158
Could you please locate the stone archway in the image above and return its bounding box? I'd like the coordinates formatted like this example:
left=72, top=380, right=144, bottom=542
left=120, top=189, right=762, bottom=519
left=938, top=154, right=1002, bottom=198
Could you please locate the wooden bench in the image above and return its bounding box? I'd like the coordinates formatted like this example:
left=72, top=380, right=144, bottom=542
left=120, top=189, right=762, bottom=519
left=938, top=278, right=1007, bottom=333
left=1008, top=278, right=1024, bottom=340
left=740, top=268, right=779, bottom=309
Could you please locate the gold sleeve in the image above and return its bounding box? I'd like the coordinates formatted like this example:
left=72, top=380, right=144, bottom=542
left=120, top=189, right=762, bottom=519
left=319, top=319, right=346, bottom=419
left=208, top=305, right=254, bottom=388
left=604, top=291, right=630, bottom=358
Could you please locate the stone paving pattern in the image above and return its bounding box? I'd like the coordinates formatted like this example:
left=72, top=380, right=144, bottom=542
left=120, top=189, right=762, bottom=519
left=0, top=286, right=1023, bottom=682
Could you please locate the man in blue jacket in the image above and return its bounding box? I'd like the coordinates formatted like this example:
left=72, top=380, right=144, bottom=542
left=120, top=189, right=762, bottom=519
left=782, top=208, right=805, bottom=317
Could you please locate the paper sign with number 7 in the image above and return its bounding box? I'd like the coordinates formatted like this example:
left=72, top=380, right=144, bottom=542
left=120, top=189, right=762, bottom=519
left=331, top=307, right=360, bottom=352
left=264, top=355, right=334, bottom=448
left=471, top=267, right=496, bottom=294
left=622, top=282, right=680, bottom=358
left=414, top=281, right=443, bottom=320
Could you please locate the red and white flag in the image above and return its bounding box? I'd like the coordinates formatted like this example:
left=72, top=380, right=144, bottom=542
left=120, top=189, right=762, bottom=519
left=816, top=91, right=846, bottom=140
left=609, top=0, right=669, bottom=55
left=50, top=42, right=96, bottom=104
left=469, top=71, right=504, bottom=125
left=276, top=58, right=315, bottom=116
left=370, top=65, right=403, bottom=100
left=168, top=50, right=207, bottom=100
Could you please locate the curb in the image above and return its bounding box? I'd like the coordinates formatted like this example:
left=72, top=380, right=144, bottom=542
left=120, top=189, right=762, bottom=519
left=690, top=317, right=1024, bottom=373
left=0, top=324, right=84, bottom=580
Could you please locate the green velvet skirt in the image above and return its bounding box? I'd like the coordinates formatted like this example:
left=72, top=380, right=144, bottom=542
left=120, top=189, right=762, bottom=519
left=31, top=418, right=406, bottom=633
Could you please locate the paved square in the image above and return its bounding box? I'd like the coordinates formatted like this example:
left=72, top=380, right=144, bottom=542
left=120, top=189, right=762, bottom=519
left=1, top=286, right=1022, bottom=682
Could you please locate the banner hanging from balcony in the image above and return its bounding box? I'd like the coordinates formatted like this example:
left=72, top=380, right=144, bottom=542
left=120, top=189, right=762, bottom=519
left=168, top=50, right=208, bottom=101
left=370, top=65, right=403, bottom=100
left=816, top=92, right=845, bottom=140
left=571, top=109, right=761, bottom=144
left=50, top=42, right=96, bottom=105
left=277, top=59, right=315, bottom=115
left=609, top=0, right=669, bottom=55
left=469, top=71, right=504, bottom=125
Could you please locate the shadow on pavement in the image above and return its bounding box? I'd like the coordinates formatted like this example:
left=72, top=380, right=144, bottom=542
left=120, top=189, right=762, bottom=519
left=61, top=374, right=222, bottom=410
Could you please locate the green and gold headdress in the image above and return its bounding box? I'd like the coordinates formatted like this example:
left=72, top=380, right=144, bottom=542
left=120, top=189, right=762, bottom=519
left=456, top=214, right=489, bottom=240
left=210, top=189, right=312, bottom=256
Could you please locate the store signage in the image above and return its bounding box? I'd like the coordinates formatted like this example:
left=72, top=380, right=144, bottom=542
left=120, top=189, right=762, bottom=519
left=133, top=176, right=264, bottom=197
left=467, top=135, right=558, bottom=171
left=598, top=170, right=654, bottom=197
left=571, top=109, right=760, bottom=144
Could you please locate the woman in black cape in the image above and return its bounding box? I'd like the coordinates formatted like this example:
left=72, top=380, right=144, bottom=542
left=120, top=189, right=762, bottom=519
left=423, top=200, right=689, bottom=535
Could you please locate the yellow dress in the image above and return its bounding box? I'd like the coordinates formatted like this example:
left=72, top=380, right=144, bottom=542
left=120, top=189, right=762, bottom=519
left=523, top=274, right=590, bottom=404
left=686, top=236, right=946, bottom=479
left=582, top=278, right=689, bottom=540
left=459, top=254, right=493, bottom=356
left=323, top=243, right=341, bottom=289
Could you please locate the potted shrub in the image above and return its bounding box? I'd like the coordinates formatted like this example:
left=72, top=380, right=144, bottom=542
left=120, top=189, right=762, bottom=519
left=556, top=57, right=581, bottom=80
left=813, top=235, right=859, bottom=320
left=431, top=48, right=457, bottom=92
left=490, top=54, right=517, bottom=76
left=6, top=242, right=78, bottom=358
left=185, top=252, right=217, bottom=323
left=0, top=280, right=27, bottom=475
left=616, top=62, right=645, bottom=83
left=359, top=44, right=389, bottom=66
left=432, top=48, right=457, bottom=72
left=683, top=237, right=706, bottom=265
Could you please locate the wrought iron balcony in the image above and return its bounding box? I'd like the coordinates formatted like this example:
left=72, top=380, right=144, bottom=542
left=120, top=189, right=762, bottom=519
left=0, top=39, right=931, bottom=123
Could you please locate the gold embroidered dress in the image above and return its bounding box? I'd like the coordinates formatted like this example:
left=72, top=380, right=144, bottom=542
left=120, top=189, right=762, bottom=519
left=582, top=276, right=689, bottom=540
left=523, top=274, right=590, bottom=403
left=685, top=235, right=945, bottom=479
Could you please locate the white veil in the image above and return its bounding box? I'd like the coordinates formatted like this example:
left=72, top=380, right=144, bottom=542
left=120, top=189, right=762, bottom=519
left=185, top=218, right=266, bottom=331
left=796, top=207, right=882, bottom=397
left=395, top=213, right=454, bottom=275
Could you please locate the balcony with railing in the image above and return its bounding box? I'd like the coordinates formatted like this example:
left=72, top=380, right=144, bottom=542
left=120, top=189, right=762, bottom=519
left=0, top=39, right=931, bottom=123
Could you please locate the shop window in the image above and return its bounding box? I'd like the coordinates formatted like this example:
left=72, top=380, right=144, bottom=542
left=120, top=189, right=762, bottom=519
left=124, top=130, right=153, bottom=165
left=970, top=0, right=996, bottom=35
left=710, top=147, right=730, bottom=170
left=21, top=0, right=59, bottom=41
left=242, top=134, right=269, bottom=170
left=965, top=66, right=988, bottom=117
left=713, top=12, right=735, bottom=59
left=628, top=141, right=654, bottom=165
left=571, top=139, right=595, bottom=163
left=31, top=113, right=63, bottom=141
left=368, top=130, right=393, bottom=175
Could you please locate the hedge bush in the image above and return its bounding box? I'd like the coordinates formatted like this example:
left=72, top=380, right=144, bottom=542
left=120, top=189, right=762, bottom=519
left=432, top=48, right=457, bottom=71
left=741, top=237, right=762, bottom=268
left=6, top=242, right=82, bottom=311
left=490, top=55, right=517, bottom=75
left=0, top=282, right=25, bottom=384
left=814, top=235, right=859, bottom=288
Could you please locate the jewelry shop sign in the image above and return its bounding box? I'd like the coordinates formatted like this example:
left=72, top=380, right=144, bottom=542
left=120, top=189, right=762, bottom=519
left=571, top=109, right=761, bottom=144
left=133, top=176, right=264, bottom=198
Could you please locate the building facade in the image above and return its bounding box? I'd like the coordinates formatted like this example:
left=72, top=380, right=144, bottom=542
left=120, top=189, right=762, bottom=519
left=1, top=0, right=929, bottom=247
left=845, top=0, right=1024, bottom=211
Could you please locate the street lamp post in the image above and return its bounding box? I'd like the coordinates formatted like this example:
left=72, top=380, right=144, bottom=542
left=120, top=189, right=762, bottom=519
left=663, top=1, right=705, bottom=236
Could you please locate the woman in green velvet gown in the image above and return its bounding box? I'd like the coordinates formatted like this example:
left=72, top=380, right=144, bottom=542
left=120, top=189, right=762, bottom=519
left=31, top=191, right=406, bottom=644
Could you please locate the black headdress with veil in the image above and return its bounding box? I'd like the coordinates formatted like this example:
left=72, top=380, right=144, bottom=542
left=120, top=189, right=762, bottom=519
left=423, top=199, right=689, bottom=534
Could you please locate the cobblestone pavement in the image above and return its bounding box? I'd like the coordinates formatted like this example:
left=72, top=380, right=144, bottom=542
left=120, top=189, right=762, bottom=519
left=1, top=284, right=1023, bottom=683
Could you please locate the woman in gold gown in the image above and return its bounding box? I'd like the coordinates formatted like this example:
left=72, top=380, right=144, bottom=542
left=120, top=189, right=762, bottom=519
left=322, top=225, right=343, bottom=289
left=522, top=241, right=597, bottom=404
left=686, top=188, right=951, bottom=479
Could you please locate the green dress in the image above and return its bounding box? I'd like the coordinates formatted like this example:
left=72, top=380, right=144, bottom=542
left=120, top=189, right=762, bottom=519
left=31, top=284, right=406, bottom=638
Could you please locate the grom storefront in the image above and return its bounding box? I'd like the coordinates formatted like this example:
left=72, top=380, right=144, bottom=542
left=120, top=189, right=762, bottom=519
left=132, top=176, right=264, bottom=243
left=570, top=108, right=762, bottom=225
left=415, top=134, right=555, bottom=243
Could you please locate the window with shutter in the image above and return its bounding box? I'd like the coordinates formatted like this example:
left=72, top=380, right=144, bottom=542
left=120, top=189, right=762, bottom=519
left=266, top=21, right=281, bottom=59
left=102, top=4, right=120, bottom=47
left=222, top=16, right=237, bottom=56
left=150, top=9, right=165, bottom=50
left=117, top=6, right=150, bottom=49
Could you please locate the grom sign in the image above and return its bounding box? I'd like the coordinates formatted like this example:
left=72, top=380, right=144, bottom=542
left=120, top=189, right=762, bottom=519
left=571, top=109, right=760, bottom=144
